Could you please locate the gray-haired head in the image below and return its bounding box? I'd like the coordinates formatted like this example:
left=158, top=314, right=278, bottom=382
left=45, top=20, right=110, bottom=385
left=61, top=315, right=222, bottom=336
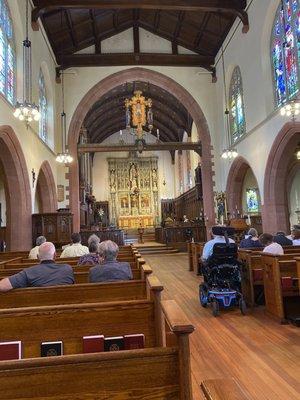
left=248, top=228, right=258, bottom=238
left=38, top=242, right=56, bottom=261
left=98, top=240, right=119, bottom=261
left=36, top=236, right=46, bottom=246
left=88, top=234, right=100, bottom=246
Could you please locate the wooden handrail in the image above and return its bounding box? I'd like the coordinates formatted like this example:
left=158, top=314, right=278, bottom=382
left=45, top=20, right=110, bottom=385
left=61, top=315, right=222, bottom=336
left=161, top=300, right=194, bottom=334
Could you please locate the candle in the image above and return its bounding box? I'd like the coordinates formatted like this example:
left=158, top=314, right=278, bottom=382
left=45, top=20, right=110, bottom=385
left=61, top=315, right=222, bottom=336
left=157, top=129, right=160, bottom=140
left=221, top=215, right=224, bottom=225
left=120, top=130, right=122, bottom=136
left=247, top=214, right=251, bottom=225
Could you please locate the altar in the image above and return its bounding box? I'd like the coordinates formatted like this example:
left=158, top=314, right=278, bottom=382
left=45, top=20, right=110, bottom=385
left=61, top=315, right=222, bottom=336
left=109, top=154, right=159, bottom=227
left=118, top=215, right=154, bottom=228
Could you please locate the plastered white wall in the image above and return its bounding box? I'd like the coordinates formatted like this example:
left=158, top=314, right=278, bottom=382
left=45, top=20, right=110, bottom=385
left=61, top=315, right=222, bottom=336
left=214, top=0, right=293, bottom=202
left=0, top=0, right=60, bottom=213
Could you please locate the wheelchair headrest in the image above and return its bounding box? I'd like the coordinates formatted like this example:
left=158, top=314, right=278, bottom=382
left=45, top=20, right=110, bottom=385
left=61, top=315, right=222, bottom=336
left=212, top=226, right=236, bottom=236
left=212, top=242, right=238, bottom=257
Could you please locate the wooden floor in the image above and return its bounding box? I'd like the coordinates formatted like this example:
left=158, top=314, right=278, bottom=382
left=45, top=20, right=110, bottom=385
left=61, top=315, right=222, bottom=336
left=144, top=253, right=300, bottom=400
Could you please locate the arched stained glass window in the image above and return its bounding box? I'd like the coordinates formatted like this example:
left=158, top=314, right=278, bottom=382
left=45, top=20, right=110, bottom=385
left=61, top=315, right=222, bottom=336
left=0, top=0, right=15, bottom=104
left=39, top=70, right=48, bottom=143
left=271, top=0, right=300, bottom=107
left=229, top=66, right=246, bottom=143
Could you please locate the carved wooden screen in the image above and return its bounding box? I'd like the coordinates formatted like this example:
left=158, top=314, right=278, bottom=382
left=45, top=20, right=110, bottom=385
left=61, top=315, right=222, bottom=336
left=108, top=154, right=159, bottom=227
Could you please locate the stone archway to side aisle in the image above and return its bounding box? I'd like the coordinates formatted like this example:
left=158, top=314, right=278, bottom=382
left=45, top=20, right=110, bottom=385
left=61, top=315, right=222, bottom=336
left=225, top=156, right=259, bottom=215
left=36, top=160, right=57, bottom=213
left=67, top=67, right=215, bottom=232
left=0, top=125, right=32, bottom=250
left=263, top=122, right=300, bottom=233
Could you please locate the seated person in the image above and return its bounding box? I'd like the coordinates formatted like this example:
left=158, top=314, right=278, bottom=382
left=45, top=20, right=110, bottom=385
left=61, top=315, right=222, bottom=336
left=292, top=229, right=300, bottom=246
left=202, top=227, right=235, bottom=261
left=77, top=241, right=100, bottom=266
left=60, top=232, right=89, bottom=258
left=88, top=234, right=100, bottom=246
left=239, top=228, right=263, bottom=248
left=89, top=240, right=133, bottom=283
left=273, top=231, right=293, bottom=246
left=0, top=242, right=74, bottom=292
left=259, top=233, right=284, bottom=255
left=28, top=235, right=46, bottom=259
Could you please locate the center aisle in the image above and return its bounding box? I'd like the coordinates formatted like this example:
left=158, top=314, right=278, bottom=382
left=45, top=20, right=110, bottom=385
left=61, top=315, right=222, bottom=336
left=143, top=253, right=300, bottom=400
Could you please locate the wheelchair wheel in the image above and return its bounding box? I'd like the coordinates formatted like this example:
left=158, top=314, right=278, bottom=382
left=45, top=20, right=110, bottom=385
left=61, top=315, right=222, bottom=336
left=239, top=298, right=247, bottom=315
left=199, top=284, right=208, bottom=307
left=212, top=299, right=219, bottom=317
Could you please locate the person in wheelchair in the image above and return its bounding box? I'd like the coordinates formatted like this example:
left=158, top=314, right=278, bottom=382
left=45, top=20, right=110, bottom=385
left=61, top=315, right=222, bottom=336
left=202, top=227, right=241, bottom=291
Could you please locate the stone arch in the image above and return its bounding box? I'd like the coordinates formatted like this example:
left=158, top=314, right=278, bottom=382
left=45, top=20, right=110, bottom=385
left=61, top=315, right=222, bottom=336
left=68, top=67, right=215, bottom=231
left=0, top=126, right=31, bottom=250
left=226, top=156, right=260, bottom=214
left=36, top=161, right=57, bottom=213
left=263, top=122, right=300, bottom=233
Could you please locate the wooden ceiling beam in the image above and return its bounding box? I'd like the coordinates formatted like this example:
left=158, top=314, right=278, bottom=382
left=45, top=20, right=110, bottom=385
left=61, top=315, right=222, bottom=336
left=56, top=52, right=215, bottom=72
left=32, top=1, right=248, bottom=33
left=89, top=9, right=101, bottom=53
left=78, top=141, right=202, bottom=155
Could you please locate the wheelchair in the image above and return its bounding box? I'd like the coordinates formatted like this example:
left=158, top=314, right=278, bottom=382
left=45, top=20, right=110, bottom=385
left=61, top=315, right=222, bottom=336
left=199, top=226, right=246, bottom=317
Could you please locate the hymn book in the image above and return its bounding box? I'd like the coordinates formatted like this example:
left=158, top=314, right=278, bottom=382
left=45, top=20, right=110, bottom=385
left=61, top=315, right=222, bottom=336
left=0, top=341, right=22, bottom=361
left=83, top=335, right=104, bottom=353
left=124, top=334, right=145, bottom=350
left=41, top=341, right=63, bottom=357
left=104, top=336, right=124, bottom=351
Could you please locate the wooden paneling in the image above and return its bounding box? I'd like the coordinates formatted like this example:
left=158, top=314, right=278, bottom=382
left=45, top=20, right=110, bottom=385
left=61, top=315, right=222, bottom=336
left=32, top=212, right=73, bottom=247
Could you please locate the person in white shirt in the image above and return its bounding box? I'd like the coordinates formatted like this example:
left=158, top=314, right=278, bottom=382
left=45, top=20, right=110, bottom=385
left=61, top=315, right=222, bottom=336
left=60, top=233, right=89, bottom=258
left=292, top=230, right=300, bottom=246
left=260, top=233, right=284, bottom=255
left=202, top=230, right=235, bottom=261
left=28, top=236, right=46, bottom=259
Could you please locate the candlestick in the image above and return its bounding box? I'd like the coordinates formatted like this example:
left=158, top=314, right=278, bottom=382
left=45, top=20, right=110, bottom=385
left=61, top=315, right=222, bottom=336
left=221, top=215, right=224, bottom=225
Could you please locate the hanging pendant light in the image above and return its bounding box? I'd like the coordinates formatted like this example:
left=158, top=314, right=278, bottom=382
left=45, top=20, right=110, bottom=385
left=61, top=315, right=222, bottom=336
left=220, top=44, right=238, bottom=160
left=56, top=11, right=72, bottom=165
left=13, top=0, right=40, bottom=123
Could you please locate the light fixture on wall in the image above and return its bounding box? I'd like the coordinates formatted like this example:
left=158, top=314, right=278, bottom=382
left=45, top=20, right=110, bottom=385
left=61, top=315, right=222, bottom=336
left=13, top=0, right=40, bottom=123
left=56, top=11, right=72, bottom=165
left=296, top=150, right=300, bottom=160
left=280, top=100, right=300, bottom=120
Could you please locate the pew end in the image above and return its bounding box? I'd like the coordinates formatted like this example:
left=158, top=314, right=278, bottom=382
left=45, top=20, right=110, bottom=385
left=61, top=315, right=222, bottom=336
left=201, top=378, right=251, bottom=400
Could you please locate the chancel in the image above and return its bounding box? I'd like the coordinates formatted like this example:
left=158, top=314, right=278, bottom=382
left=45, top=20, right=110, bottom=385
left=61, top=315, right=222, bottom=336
left=0, top=0, right=299, bottom=398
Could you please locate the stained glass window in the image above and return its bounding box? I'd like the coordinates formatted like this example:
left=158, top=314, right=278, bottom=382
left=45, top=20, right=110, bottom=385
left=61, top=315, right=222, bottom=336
left=271, top=0, right=300, bottom=107
left=39, top=70, right=48, bottom=143
left=0, top=0, right=15, bottom=104
left=246, top=188, right=259, bottom=213
left=229, top=66, right=246, bottom=143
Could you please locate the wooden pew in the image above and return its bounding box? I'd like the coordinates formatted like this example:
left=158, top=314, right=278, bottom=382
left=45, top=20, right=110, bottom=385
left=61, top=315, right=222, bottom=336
left=201, top=378, right=251, bottom=400
left=0, top=263, right=152, bottom=284
left=0, top=299, right=194, bottom=399
left=239, top=249, right=300, bottom=307
left=187, top=242, right=204, bottom=274
left=0, top=274, right=159, bottom=309
left=262, top=254, right=300, bottom=322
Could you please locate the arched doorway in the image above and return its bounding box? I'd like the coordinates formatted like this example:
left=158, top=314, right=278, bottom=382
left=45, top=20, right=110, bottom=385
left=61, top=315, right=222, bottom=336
left=264, top=122, right=300, bottom=233
left=0, top=126, right=31, bottom=250
left=68, top=67, right=215, bottom=231
left=226, top=156, right=261, bottom=219
left=35, top=161, right=57, bottom=213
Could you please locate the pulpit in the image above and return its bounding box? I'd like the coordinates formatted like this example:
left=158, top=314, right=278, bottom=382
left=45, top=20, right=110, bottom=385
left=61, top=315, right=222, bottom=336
left=32, top=212, right=73, bottom=248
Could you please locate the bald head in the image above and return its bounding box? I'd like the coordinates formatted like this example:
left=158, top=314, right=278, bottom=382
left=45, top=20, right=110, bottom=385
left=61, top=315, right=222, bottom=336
left=38, top=242, right=56, bottom=261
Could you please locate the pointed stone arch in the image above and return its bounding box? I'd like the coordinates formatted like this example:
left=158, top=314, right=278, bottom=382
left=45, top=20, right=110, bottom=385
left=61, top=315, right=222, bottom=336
left=67, top=67, right=215, bottom=231
left=263, top=122, right=300, bottom=233
left=226, top=156, right=260, bottom=214
left=0, top=126, right=31, bottom=250
left=36, top=161, right=57, bottom=213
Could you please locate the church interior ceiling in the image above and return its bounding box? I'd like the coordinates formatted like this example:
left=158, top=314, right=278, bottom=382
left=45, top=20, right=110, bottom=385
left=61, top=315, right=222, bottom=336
left=82, top=81, right=193, bottom=143
left=32, top=1, right=248, bottom=74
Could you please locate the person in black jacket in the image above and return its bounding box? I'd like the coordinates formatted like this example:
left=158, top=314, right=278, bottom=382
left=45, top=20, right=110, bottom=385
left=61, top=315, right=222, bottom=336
left=273, top=231, right=293, bottom=246
left=239, top=228, right=263, bottom=248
